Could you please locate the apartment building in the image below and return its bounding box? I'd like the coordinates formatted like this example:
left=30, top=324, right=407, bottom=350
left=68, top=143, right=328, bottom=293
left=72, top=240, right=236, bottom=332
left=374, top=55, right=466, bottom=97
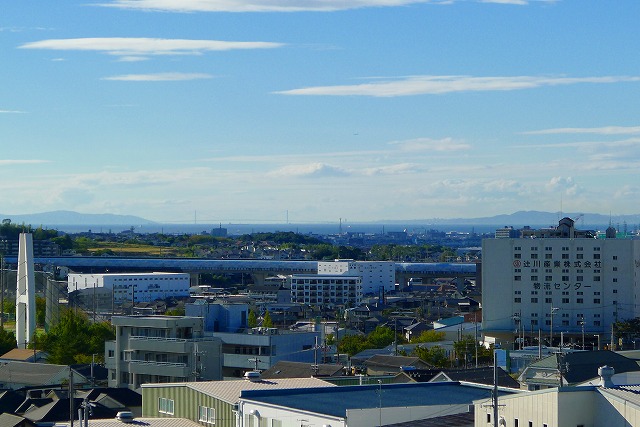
left=105, top=316, right=222, bottom=390
left=318, top=260, right=395, bottom=294
left=289, top=274, right=363, bottom=308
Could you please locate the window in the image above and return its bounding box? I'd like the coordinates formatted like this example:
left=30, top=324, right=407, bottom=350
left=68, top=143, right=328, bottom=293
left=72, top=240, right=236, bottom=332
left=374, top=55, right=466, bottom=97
left=514, top=298, right=521, bottom=303
left=531, top=276, right=538, bottom=281
left=199, top=406, right=216, bottom=424
left=545, top=298, right=552, bottom=304
left=577, top=298, right=583, bottom=304
left=545, top=276, right=553, bottom=281
left=613, top=255, right=618, bottom=260
left=545, top=254, right=553, bottom=259
left=158, top=398, right=174, bottom=415
left=594, top=276, right=601, bottom=282
left=487, top=414, right=491, bottom=423
left=594, top=299, right=601, bottom=304
left=531, top=298, right=538, bottom=303
left=514, top=419, right=519, bottom=427
left=108, top=350, right=114, bottom=358
left=531, top=253, right=538, bottom=259
left=576, top=253, right=584, bottom=259
left=562, top=298, right=569, bottom=304
left=514, top=253, right=521, bottom=259
left=594, top=254, right=601, bottom=259
left=514, top=276, right=521, bottom=281
left=562, top=254, right=569, bottom=259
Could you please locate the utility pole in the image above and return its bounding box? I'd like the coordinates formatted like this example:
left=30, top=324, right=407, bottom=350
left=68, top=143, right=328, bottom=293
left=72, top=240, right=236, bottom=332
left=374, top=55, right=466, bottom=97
left=492, top=349, right=499, bottom=427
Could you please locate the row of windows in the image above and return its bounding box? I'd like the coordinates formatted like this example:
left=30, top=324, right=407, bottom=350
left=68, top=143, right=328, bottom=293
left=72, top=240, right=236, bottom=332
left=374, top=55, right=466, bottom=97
left=515, top=245, right=599, bottom=252
left=487, top=413, right=585, bottom=427
left=519, top=298, right=607, bottom=304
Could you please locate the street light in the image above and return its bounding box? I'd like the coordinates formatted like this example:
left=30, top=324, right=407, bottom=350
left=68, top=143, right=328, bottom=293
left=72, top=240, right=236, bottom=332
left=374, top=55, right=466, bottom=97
left=594, top=334, right=601, bottom=351
left=580, top=318, right=585, bottom=350
left=550, top=305, right=560, bottom=348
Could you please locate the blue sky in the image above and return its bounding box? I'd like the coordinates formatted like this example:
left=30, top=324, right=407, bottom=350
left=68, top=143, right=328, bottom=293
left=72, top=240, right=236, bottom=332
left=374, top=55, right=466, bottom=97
left=2, top=0, right=640, bottom=224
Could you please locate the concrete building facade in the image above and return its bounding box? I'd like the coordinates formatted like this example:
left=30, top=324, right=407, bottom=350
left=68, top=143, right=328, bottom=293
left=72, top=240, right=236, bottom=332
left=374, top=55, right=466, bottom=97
left=68, top=272, right=190, bottom=303
left=289, top=274, right=363, bottom=308
left=482, top=218, right=640, bottom=347
left=318, top=260, right=395, bottom=294
left=105, top=316, right=222, bottom=390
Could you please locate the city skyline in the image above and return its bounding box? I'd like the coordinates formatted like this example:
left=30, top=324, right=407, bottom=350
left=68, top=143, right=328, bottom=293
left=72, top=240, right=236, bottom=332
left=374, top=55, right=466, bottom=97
left=2, top=1, right=639, bottom=224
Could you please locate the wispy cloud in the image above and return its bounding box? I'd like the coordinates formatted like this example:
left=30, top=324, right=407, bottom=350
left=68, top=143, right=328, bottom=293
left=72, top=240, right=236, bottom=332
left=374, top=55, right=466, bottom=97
left=523, top=125, right=640, bottom=135
left=0, top=109, right=26, bottom=114
left=98, top=0, right=452, bottom=13
left=389, top=137, right=471, bottom=152
left=268, top=163, right=348, bottom=178
left=97, top=0, right=552, bottom=12
left=103, top=72, right=214, bottom=81
left=276, top=75, right=640, bottom=97
left=0, top=159, right=49, bottom=165
left=19, top=37, right=284, bottom=58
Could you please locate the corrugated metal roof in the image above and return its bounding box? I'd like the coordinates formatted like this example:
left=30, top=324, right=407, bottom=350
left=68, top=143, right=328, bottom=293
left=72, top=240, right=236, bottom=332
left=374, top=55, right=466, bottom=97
left=143, top=377, right=335, bottom=404
left=83, top=417, right=202, bottom=427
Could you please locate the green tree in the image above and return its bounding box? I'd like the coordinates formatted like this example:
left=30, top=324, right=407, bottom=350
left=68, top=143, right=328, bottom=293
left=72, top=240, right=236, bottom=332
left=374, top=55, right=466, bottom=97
left=36, top=296, right=46, bottom=326
left=366, top=326, right=396, bottom=348
left=39, top=309, right=114, bottom=364
left=413, top=345, right=449, bottom=368
left=165, top=307, right=185, bottom=316
left=410, top=329, right=446, bottom=344
left=0, top=326, right=16, bottom=354
left=248, top=310, right=257, bottom=328
left=262, top=310, right=273, bottom=328
left=337, top=334, right=368, bottom=356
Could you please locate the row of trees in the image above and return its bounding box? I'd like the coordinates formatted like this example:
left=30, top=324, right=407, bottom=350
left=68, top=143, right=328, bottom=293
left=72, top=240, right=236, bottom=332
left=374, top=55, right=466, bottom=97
left=336, top=326, right=493, bottom=368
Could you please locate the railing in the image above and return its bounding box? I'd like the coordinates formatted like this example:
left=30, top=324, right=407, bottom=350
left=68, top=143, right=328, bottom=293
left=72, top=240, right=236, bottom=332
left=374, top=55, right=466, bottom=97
left=129, top=360, right=187, bottom=368
left=129, top=335, right=218, bottom=342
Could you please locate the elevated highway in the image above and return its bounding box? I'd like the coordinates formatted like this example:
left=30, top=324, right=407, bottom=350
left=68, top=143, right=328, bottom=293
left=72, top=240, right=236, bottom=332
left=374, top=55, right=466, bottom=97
left=6, top=256, right=478, bottom=287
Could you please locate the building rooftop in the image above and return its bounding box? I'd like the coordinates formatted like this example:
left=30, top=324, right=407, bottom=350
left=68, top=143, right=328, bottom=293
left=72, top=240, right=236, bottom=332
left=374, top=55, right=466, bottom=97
left=240, top=382, right=514, bottom=418
left=141, top=377, right=335, bottom=405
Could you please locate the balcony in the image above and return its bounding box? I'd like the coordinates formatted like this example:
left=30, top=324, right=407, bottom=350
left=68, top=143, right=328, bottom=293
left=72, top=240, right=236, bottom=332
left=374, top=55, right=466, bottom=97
left=127, top=360, right=191, bottom=378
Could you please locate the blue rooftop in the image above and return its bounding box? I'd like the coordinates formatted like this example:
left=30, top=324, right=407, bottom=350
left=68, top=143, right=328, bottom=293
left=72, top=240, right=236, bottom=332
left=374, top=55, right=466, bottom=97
left=240, top=382, right=509, bottom=418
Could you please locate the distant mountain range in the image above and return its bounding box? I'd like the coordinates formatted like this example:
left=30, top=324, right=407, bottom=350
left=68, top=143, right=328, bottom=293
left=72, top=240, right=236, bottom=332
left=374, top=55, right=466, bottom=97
left=0, top=210, right=155, bottom=226
left=1, top=210, right=639, bottom=229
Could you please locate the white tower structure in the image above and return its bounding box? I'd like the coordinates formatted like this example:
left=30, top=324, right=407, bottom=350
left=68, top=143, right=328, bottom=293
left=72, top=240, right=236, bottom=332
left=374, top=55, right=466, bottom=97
left=16, top=233, right=36, bottom=349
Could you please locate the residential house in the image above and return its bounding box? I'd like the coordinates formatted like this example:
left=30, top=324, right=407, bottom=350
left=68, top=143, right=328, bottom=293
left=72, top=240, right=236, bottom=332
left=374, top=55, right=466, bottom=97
left=0, top=361, right=89, bottom=390
left=363, top=355, right=432, bottom=376
left=259, top=361, right=344, bottom=379
left=518, top=350, right=640, bottom=390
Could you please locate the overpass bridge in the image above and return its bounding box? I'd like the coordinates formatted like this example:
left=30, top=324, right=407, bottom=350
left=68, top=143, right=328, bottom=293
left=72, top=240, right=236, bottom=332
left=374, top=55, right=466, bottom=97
left=5, top=256, right=478, bottom=287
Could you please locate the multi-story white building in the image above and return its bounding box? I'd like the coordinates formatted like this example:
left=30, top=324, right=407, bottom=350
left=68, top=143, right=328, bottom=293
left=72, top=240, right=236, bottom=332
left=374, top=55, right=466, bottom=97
left=482, top=218, right=640, bottom=347
left=317, top=260, right=395, bottom=294
left=289, top=274, right=363, bottom=308
left=68, top=272, right=190, bottom=303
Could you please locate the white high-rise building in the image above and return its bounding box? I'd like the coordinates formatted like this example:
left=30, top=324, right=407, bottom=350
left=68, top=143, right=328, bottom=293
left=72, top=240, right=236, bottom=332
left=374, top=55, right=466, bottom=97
left=482, top=218, right=640, bottom=347
left=317, top=260, right=395, bottom=294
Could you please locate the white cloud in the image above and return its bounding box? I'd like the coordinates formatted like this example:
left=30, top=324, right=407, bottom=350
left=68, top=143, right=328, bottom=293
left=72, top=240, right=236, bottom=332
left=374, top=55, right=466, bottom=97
left=276, top=75, right=640, bottom=97
left=523, top=126, right=640, bottom=135
left=103, top=72, right=214, bottom=81
left=19, top=37, right=284, bottom=57
left=389, top=137, right=471, bottom=152
left=362, top=163, right=422, bottom=176
left=0, top=109, right=26, bottom=114
left=268, top=163, right=348, bottom=178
